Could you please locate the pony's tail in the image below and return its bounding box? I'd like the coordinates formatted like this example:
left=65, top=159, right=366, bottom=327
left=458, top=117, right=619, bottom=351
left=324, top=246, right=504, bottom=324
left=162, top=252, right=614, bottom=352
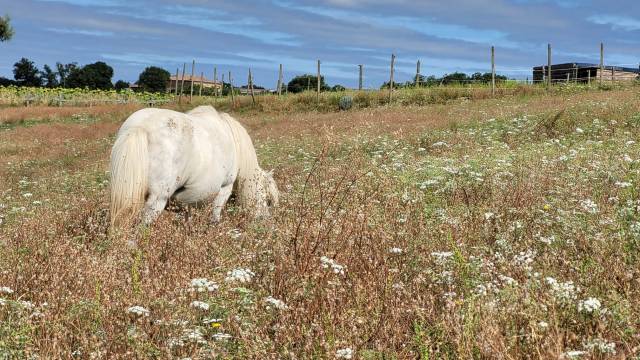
left=109, top=127, right=148, bottom=228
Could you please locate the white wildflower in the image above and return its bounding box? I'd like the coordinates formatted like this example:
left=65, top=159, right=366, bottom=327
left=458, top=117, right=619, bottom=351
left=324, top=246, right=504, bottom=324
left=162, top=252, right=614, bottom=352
left=167, top=338, right=184, bottom=348
left=212, top=332, right=232, bottom=340
left=583, top=338, right=616, bottom=354
left=575, top=128, right=584, bottom=134
left=474, top=284, right=487, bottom=296
left=389, top=247, right=403, bottom=254
left=431, top=251, right=454, bottom=263
left=202, top=318, right=222, bottom=325
left=545, top=277, right=577, bottom=301
left=432, top=141, right=448, bottom=148
left=615, top=181, right=632, bottom=188
left=127, top=306, right=150, bottom=317
left=19, top=300, right=35, bottom=310
left=498, top=274, right=518, bottom=286
left=538, top=321, right=549, bottom=330
left=320, top=256, right=345, bottom=275
left=189, top=278, right=218, bottom=293
left=538, top=235, right=555, bottom=245
left=182, top=328, right=206, bottom=344
left=578, top=297, right=601, bottom=314
left=190, top=301, right=210, bottom=311
left=513, top=250, right=536, bottom=269
left=580, top=199, right=598, bottom=214
left=22, top=193, right=33, bottom=198
left=336, top=347, right=353, bottom=359
left=265, top=296, right=288, bottom=310
left=225, top=268, right=255, bottom=283
left=563, top=350, right=586, bottom=358
left=484, top=212, right=494, bottom=220
left=0, top=286, right=14, bottom=294
left=0, top=298, right=6, bottom=306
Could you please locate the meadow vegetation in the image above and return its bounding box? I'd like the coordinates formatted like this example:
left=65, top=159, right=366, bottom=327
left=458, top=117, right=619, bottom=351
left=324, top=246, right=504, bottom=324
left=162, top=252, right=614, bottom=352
left=1, top=84, right=640, bottom=358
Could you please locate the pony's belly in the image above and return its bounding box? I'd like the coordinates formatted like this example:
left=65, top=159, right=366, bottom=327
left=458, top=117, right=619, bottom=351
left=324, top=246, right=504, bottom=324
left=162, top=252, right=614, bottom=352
left=172, top=187, right=218, bottom=205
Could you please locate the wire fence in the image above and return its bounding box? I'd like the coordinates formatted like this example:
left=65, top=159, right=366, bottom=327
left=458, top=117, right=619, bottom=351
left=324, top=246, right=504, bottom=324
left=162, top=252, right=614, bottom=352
left=2, top=43, right=639, bottom=107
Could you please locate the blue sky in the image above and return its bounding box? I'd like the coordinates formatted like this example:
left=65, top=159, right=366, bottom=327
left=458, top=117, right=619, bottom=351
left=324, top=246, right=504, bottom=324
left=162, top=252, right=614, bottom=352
left=0, top=0, right=638, bottom=88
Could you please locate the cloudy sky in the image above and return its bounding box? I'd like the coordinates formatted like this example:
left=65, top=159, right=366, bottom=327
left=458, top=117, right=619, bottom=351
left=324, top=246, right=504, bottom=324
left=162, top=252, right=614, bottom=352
left=0, top=0, right=638, bottom=88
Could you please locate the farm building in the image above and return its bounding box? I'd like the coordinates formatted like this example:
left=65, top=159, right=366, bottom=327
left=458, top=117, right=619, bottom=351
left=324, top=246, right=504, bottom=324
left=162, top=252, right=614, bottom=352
left=167, top=75, right=222, bottom=92
left=533, top=63, right=639, bottom=83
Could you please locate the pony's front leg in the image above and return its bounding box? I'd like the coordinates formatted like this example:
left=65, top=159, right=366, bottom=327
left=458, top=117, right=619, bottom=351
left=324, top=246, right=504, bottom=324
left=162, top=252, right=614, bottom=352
left=211, top=184, right=233, bottom=224
left=142, top=192, right=170, bottom=225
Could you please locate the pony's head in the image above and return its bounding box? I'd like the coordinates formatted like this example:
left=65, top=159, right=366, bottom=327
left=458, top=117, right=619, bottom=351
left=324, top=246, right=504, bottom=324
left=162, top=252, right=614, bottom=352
left=253, top=169, right=279, bottom=218
left=263, top=169, right=279, bottom=208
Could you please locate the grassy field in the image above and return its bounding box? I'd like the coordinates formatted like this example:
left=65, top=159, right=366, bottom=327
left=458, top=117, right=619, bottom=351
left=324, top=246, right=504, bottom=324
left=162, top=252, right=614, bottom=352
left=1, top=85, right=640, bottom=358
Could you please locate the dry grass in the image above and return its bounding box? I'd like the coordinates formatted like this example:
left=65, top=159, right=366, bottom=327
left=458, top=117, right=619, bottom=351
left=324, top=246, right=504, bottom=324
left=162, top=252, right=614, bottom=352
left=1, top=85, right=640, bottom=358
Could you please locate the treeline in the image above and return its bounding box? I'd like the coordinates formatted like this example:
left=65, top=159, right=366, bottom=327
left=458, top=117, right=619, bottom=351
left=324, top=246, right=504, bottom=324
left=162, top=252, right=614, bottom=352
left=282, top=72, right=510, bottom=93
left=1, top=57, right=513, bottom=94
left=0, top=58, right=123, bottom=90
left=0, top=57, right=175, bottom=93
left=381, top=72, right=509, bottom=89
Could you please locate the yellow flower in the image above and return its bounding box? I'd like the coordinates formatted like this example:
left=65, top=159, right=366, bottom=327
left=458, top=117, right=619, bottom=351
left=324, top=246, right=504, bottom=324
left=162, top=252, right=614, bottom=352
left=543, top=204, right=551, bottom=211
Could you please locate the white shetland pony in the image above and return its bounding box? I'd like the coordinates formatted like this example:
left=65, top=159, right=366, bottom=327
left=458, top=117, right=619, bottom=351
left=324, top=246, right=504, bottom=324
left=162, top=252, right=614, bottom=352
left=109, top=105, right=278, bottom=227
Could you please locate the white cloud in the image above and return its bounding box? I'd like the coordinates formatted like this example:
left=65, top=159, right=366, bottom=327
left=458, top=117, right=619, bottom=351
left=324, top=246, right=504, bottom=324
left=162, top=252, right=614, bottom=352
left=588, top=15, right=640, bottom=31
left=46, top=27, right=114, bottom=37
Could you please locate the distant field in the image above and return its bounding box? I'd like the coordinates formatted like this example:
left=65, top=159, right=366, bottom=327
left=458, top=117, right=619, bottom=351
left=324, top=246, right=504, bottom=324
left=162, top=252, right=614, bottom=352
left=1, top=85, right=640, bottom=358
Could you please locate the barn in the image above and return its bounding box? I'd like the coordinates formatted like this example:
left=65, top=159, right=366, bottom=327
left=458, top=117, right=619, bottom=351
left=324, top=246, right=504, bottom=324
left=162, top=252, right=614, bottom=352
left=533, top=63, right=639, bottom=83
left=166, top=75, right=222, bottom=93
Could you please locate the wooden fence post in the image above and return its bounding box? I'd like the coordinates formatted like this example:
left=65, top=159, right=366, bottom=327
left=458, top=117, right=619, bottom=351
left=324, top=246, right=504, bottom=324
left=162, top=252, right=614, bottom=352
left=317, top=60, right=321, bottom=103
left=199, top=72, right=204, bottom=97
left=389, top=53, right=395, bottom=103
left=547, top=43, right=552, bottom=88
left=229, top=71, right=234, bottom=106
left=213, top=67, right=218, bottom=97
left=179, top=62, right=186, bottom=104
left=416, top=60, right=421, bottom=88
left=277, top=64, right=283, bottom=96
left=588, top=69, right=591, bottom=85
left=174, top=68, right=179, bottom=96
left=358, top=64, right=363, bottom=90
left=600, top=42, right=604, bottom=85
left=612, top=66, right=615, bottom=83
left=249, top=68, right=256, bottom=105
left=189, top=60, right=195, bottom=102
left=491, top=46, right=496, bottom=95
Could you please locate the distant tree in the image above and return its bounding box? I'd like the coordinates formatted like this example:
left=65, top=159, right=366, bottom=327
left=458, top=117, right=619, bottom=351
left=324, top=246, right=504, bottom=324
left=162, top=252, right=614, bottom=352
left=441, top=72, right=469, bottom=84
left=114, top=80, right=129, bottom=91
left=137, top=66, right=170, bottom=93
left=13, top=58, right=42, bottom=87
left=221, top=82, right=233, bottom=96
left=331, top=84, right=346, bottom=92
left=41, top=64, right=59, bottom=88
left=56, top=62, right=77, bottom=88
left=0, top=76, right=15, bottom=86
left=287, top=74, right=329, bottom=93
left=66, top=61, right=113, bottom=89
left=0, top=15, right=14, bottom=42
left=470, top=72, right=507, bottom=83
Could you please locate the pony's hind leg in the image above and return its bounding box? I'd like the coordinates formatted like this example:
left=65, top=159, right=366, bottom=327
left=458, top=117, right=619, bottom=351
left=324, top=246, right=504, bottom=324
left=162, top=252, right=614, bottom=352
left=211, top=184, right=233, bottom=224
